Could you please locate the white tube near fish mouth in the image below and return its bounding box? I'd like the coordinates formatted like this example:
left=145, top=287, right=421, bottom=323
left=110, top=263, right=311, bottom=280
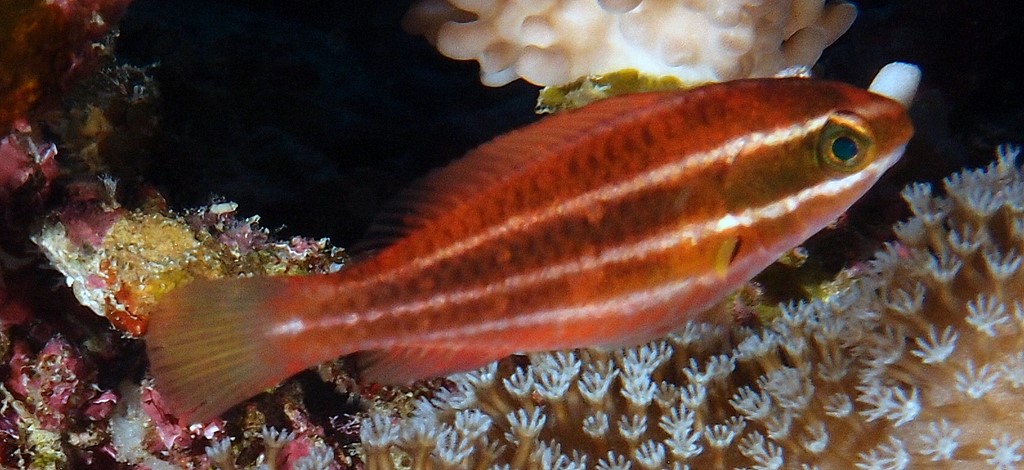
left=868, top=62, right=921, bottom=108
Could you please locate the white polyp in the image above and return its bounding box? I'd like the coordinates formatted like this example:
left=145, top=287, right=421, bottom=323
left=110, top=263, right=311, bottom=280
left=868, top=62, right=922, bottom=109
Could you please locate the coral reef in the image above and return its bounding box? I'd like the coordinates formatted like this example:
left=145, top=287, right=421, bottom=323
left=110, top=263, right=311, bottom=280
left=3, top=2, right=1018, bottom=468
left=359, top=144, right=1024, bottom=469
left=32, top=186, right=348, bottom=336
left=1, top=0, right=134, bottom=133
left=404, top=0, right=857, bottom=88
left=3, top=8, right=358, bottom=463
left=0, top=307, right=136, bottom=469
left=0, top=319, right=358, bottom=466
left=27, top=54, right=344, bottom=335
left=46, top=60, right=161, bottom=179
left=106, top=379, right=312, bottom=469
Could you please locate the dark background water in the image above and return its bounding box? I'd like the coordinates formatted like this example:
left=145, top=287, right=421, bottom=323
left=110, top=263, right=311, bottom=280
left=114, top=0, right=1024, bottom=248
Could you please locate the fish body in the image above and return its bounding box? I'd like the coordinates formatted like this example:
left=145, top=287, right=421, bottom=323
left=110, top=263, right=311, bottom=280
left=147, top=73, right=914, bottom=422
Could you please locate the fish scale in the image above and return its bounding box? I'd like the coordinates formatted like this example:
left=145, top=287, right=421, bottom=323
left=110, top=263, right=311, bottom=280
left=146, top=66, right=917, bottom=423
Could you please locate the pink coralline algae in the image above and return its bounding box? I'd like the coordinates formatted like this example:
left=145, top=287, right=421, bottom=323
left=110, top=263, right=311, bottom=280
left=0, top=329, right=121, bottom=467
left=139, top=380, right=223, bottom=454
left=54, top=179, right=125, bottom=249
left=0, top=130, right=59, bottom=221
left=5, top=336, right=99, bottom=431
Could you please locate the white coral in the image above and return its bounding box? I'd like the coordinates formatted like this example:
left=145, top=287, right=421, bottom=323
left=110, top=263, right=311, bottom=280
left=917, top=420, right=960, bottom=462
left=856, top=437, right=910, bottom=470
left=910, top=325, right=958, bottom=364
left=404, top=0, right=857, bottom=86
left=953, top=361, right=1002, bottom=399
left=980, top=434, right=1024, bottom=470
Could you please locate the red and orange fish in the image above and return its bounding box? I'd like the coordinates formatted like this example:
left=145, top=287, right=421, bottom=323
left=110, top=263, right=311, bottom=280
left=146, top=64, right=918, bottom=422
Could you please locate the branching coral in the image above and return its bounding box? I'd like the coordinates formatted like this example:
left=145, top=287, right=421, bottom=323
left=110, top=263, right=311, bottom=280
left=404, top=0, right=857, bottom=87
left=360, top=144, right=1024, bottom=469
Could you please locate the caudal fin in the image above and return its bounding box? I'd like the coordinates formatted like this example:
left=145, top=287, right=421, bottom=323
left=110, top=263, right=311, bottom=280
left=145, top=276, right=295, bottom=424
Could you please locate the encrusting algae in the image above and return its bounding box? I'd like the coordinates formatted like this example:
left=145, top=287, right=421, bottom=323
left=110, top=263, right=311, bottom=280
left=359, top=143, right=1024, bottom=469
left=33, top=188, right=348, bottom=336
left=145, top=63, right=919, bottom=423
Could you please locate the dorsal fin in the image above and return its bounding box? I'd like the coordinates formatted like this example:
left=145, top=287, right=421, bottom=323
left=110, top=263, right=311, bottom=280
left=354, top=91, right=679, bottom=252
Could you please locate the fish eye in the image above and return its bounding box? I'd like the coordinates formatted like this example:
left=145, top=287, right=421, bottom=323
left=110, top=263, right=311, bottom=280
left=817, top=111, right=875, bottom=172
left=831, top=136, right=859, bottom=161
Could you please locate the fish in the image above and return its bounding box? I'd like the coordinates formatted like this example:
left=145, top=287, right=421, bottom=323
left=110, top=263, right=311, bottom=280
left=146, top=63, right=919, bottom=423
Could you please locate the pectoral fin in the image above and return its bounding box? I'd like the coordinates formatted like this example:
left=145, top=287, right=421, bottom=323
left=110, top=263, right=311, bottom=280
left=714, top=235, right=742, bottom=277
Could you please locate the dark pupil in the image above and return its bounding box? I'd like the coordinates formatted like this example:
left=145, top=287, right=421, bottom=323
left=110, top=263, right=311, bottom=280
left=831, top=136, right=859, bottom=161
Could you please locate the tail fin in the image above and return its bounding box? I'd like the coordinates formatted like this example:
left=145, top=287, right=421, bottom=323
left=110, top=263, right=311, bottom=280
left=145, top=276, right=296, bottom=424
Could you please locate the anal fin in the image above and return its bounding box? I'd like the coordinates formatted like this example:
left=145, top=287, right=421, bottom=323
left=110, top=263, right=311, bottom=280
left=357, top=344, right=513, bottom=384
